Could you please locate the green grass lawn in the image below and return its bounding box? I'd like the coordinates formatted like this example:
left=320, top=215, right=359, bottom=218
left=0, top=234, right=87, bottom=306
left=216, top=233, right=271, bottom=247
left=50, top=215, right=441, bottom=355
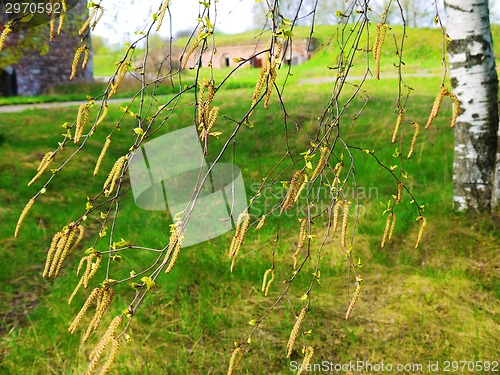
left=1, top=73, right=499, bottom=374
left=1, top=23, right=500, bottom=375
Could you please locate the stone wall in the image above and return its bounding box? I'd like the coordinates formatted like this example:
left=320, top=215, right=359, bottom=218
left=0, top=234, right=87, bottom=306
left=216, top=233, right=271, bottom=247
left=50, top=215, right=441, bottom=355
left=1, top=1, right=93, bottom=96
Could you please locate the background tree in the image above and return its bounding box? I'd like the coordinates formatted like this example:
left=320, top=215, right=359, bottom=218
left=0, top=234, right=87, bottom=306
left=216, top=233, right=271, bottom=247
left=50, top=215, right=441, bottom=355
left=399, top=0, right=432, bottom=27
left=445, top=0, right=499, bottom=212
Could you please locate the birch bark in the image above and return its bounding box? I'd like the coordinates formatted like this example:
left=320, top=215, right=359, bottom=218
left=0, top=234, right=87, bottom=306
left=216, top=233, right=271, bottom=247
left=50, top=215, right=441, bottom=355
left=445, top=0, right=499, bottom=212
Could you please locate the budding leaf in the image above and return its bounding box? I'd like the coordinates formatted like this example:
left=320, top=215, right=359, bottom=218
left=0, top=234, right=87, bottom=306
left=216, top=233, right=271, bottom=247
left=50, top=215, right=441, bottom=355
left=140, top=276, right=155, bottom=290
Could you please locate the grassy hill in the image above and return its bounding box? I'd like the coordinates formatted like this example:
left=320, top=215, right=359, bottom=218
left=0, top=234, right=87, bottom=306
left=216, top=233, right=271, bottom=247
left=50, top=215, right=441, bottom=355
left=1, top=23, right=499, bottom=374
left=3, top=23, right=500, bottom=104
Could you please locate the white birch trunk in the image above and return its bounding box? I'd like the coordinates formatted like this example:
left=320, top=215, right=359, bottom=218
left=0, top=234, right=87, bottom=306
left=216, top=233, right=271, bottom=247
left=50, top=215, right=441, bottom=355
left=445, top=0, right=499, bottom=212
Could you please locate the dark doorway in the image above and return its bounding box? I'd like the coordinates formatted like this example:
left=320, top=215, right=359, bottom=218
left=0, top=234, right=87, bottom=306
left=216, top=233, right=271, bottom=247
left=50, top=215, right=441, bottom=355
left=0, top=67, right=18, bottom=97
left=251, top=57, right=263, bottom=68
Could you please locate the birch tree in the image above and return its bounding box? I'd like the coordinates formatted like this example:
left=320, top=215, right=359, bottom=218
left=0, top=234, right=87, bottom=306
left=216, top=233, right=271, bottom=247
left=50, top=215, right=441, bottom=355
left=445, top=0, right=500, bottom=212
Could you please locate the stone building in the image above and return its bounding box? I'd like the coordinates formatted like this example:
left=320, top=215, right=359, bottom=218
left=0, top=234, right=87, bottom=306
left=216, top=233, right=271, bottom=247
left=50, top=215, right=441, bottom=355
left=0, top=1, right=92, bottom=96
left=182, top=36, right=314, bottom=69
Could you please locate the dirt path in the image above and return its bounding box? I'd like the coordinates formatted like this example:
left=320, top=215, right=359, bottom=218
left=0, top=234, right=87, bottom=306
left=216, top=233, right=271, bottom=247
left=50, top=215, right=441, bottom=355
left=0, top=97, right=131, bottom=113
left=298, top=72, right=440, bottom=85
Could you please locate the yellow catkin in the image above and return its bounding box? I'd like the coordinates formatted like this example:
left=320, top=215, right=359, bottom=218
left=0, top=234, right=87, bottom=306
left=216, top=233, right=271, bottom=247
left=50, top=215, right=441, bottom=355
left=407, top=122, right=420, bottom=158
left=57, top=11, right=65, bottom=35
left=261, top=269, right=274, bottom=296
left=250, top=53, right=271, bottom=115
left=261, top=268, right=271, bottom=293
left=182, top=27, right=204, bottom=69
left=229, top=210, right=250, bottom=258
left=156, top=0, right=170, bottom=31
left=37, top=151, right=54, bottom=172
left=86, top=316, right=122, bottom=375
left=197, top=78, right=208, bottom=124
left=165, top=234, right=185, bottom=274
left=79, top=6, right=98, bottom=35
left=92, top=7, right=104, bottom=31
left=28, top=152, right=54, bottom=186
left=57, top=0, right=67, bottom=35
left=95, top=104, right=108, bottom=129
left=95, top=337, right=120, bottom=375
left=74, top=225, right=85, bottom=250
left=332, top=200, right=343, bottom=232
left=84, top=287, right=114, bottom=342
left=68, top=287, right=99, bottom=334
left=52, top=227, right=77, bottom=277
left=388, top=213, right=396, bottom=240
left=14, top=198, right=35, bottom=238
left=207, top=106, right=220, bottom=130
left=229, top=210, right=250, bottom=271
left=294, top=174, right=308, bottom=204
left=54, top=225, right=84, bottom=276
left=94, top=137, right=111, bottom=176
left=274, top=39, right=283, bottom=59
left=372, top=24, right=381, bottom=60
left=203, top=82, right=215, bottom=114
left=392, top=110, right=404, bottom=143
left=414, top=216, right=427, bottom=249
left=75, top=103, right=90, bottom=144
left=43, top=231, right=64, bottom=278
left=0, top=26, right=12, bottom=52
left=297, top=347, right=314, bottom=375
left=69, top=253, right=100, bottom=304
left=99, top=338, right=120, bottom=375
left=68, top=278, right=85, bottom=306
left=373, top=23, right=387, bottom=79
left=104, top=156, right=126, bottom=197
left=426, top=86, right=449, bottom=129
left=108, top=61, right=130, bottom=98
left=44, top=224, right=84, bottom=278
left=70, top=45, right=87, bottom=80
left=94, top=288, right=114, bottom=326
left=286, top=307, right=307, bottom=358
left=263, top=62, right=277, bottom=109
left=380, top=213, right=392, bottom=248
left=255, top=215, right=266, bottom=231
left=310, top=146, right=329, bottom=181
left=345, top=282, right=362, bottom=320
left=450, top=92, right=459, bottom=128
left=76, top=254, right=89, bottom=277
left=341, top=202, right=350, bottom=248
left=200, top=106, right=219, bottom=142
left=396, top=182, right=403, bottom=203
left=48, top=230, right=70, bottom=277
left=297, top=218, right=308, bottom=252
left=82, top=47, right=90, bottom=70
left=89, top=316, right=122, bottom=360
left=85, top=324, right=115, bottom=367
left=227, top=347, right=244, bottom=375
left=334, top=162, right=343, bottom=178
left=264, top=271, right=275, bottom=296
left=50, top=11, right=56, bottom=41
left=292, top=218, right=308, bottom=269
left=84, top=253, right=102, bottom=288
left=162, top=221, right=183, bottom=272
left=282, top=171, right=306, bottom=211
